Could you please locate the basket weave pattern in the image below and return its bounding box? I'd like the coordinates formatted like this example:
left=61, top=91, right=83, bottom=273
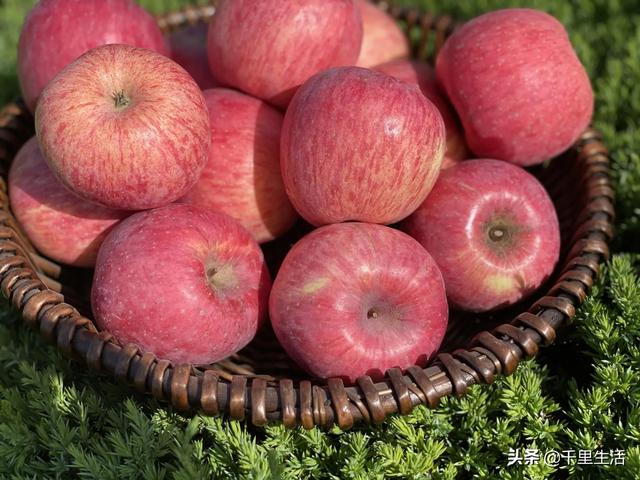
left=0, top=3, right=615, bottom=430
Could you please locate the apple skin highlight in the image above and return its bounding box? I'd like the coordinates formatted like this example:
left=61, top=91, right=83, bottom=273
left=403, top=159, right=561, bottom=312
left=92, top=204, right=271, bottom=365
left=269, top=222, right=448, bottom=383
left=375, top=59, right=468, bottom=169
left=281, top=66, right=445, bottom=226
left=35, top=44, right=210, bottom=211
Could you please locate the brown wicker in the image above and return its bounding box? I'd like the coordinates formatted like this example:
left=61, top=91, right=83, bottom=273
left=0, top=2, right=615, bottom=430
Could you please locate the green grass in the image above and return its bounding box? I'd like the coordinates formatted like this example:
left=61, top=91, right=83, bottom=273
left=1, top=1, right=639, bottom=479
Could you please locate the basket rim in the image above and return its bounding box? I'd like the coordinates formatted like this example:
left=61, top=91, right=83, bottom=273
left=0, top=2, right=615, bottom=430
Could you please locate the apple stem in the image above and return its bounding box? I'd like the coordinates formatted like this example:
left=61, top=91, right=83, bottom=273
left=113, top=90, right=130, bottom=109
left=367, top=308, right=378, bottom=319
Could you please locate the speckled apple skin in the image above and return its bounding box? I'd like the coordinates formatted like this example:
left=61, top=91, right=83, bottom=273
left=207, top=0, right=363, bottom=108
left=35, top=44, right=210, bottom=211
left=355, top=0, right=409, bottom=68
left=180, top=89, right=297, bottom=243
left=403, top=159, right=560, bottom=312
left=168, top=23, right=218, bottom=90
left=281, top=66, right=445, bottom=226
left=18, top=0, right=168, bottom=113
left=269, top=222, right=448, bottom=383
left=435, top=8, right=593, bottom=166
left=375, top=59, right=468, bottom=169
left=8, top=137, right=129, bottom=267
left=91, top=204, right=271, bottom=365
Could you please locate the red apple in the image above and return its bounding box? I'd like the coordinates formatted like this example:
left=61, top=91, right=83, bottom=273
left=92, top=204, right=271, bottom=365
left=35, top=44, right=210, bottom=211
left=375, top=59, right=468, bottom=169
left=180, top=88, right=297, bottom=243
left=355, top=0, right=409, bottom=68
left=281, top=66, right=445, bottom=226
left=168, top=23, right=218, bottom=90
left=436, top=8, right=593, bottom=166
left=18, top=0, right=168, bottom=113
left=402, top=159, right=560, bottom=312
left=207, top=0, right=363, bottom=107
left=8, top=137, right=129, bottom=267
left=269, top=222, right=448, bottom=382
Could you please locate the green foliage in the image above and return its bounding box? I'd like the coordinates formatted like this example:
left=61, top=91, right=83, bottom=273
left=0, top=0, right=639, bottom=478
left=4, top=257, right=640, bottom=479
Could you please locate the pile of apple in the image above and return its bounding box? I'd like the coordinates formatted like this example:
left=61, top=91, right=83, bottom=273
left=12, top=0, right=592, bottom=383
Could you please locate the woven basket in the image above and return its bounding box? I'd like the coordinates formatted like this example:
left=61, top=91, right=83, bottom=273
left=0, top=2, right=615, bottom=430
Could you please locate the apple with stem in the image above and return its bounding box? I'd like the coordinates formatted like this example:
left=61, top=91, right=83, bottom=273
left=269, top=222, right=448, bottom=383
left=207, top=0, right=363, bottom=107
left=92, top=204, right=271, bottom=365
left=18, top=0, right=168, bottom=113
left=355, top=0, right=409, bottom=68
left=180, top=88, right=297, bottom=243
left=402, top=159, right=560, bottom=312
left=9, top=137, right=129, bottom=267
left=35, top=44, right=210, bottom=210
left=374, top=59, right=468, bottom=169
left=281, top=66, right=445, bottom=226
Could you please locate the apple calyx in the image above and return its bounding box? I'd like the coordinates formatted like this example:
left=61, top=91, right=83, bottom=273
left=363, top=300, right=401, bottom=328
left=483, top=214, right=525, bottom=255
left=488, top=226, right=507, bottom=242
left=112, top=90, right=131, bottom=109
